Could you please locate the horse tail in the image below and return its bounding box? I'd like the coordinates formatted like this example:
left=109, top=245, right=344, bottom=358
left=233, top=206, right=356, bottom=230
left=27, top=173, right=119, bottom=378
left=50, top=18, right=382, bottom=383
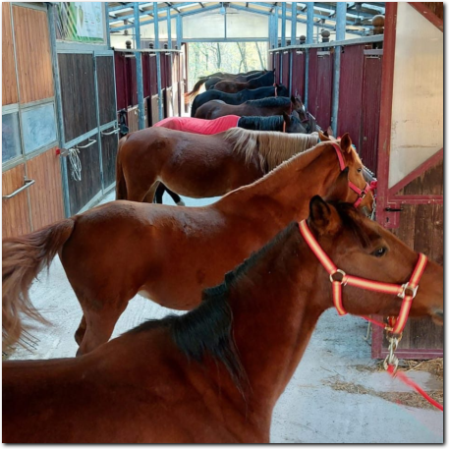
left=2, top=218, right=75, bottom=348
left=184, top=78, right=207, bottom=104
left=115, top=135, right=128, bottom=200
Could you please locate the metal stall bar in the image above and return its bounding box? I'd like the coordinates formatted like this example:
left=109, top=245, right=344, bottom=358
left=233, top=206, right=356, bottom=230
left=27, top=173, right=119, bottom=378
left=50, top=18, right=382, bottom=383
left=176, top=13, right=182, bottom=49
left=280, top=3, right=286, bottom=82
left=105, top=3, right=111, bottom=48
left=167, top=6, right=173, bottom=117
left=134, top=2, right=145, bottom=130
left=291, top=2, right=297, bottom=44
left=289, top=2, right=297, bottom=95
left=304, top=2, right=314, bottom=109
left=330, top=2, right=346, bottom=135
left=154, top=2, right=163, bottom=121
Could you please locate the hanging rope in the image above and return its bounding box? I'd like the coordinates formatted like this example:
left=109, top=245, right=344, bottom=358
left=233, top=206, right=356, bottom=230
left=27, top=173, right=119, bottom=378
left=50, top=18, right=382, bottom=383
left=68, top=147, right=82, bottom=182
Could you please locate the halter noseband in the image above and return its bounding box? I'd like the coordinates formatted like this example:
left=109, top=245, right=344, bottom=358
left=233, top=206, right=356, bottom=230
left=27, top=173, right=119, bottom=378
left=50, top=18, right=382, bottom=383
left=332, top=143, right=376, bottom=208
left=299, top=219, right=428, bottom=335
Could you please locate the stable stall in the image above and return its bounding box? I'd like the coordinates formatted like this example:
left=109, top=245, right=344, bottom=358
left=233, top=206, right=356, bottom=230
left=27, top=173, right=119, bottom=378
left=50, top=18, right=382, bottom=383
left=269, top=2, right=443, bottom=359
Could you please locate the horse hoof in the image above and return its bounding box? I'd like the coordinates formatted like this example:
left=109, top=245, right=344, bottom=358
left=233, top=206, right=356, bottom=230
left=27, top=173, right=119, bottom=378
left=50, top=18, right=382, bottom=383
left=176, top=200, right=186, bottom=206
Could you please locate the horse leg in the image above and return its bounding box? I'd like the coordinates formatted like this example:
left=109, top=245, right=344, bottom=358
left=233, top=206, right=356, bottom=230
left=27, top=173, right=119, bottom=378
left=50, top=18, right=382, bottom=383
left=74, top=316, right=86, bottom=346
left=166, top=187, right=185, bottom=206
left=76, top=303, right=128, bottom=356
left=154, top=182, right=165, bottom=204
left=127, top=180, right=157, bottom=202
left=142, top=183, right=159, bottom=203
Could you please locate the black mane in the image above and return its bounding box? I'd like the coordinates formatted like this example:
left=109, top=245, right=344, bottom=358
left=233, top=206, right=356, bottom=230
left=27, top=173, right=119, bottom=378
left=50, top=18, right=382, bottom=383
left=126, top=221, right=301, bottom=393
left=245, top=96, right=291, bottom=107
left=239, top=115, right=284, bottom=131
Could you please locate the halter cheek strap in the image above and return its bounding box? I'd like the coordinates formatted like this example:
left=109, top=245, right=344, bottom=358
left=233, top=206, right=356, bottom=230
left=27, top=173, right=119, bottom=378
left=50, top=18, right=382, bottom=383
left=332, top=143, right=375, bottom=208
left=298, top=219, right=428, bottom=335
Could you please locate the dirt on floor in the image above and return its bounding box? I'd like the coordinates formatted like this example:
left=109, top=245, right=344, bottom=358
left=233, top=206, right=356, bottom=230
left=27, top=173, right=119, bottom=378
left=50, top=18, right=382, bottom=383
left=337, top=358, right=444, bottom=410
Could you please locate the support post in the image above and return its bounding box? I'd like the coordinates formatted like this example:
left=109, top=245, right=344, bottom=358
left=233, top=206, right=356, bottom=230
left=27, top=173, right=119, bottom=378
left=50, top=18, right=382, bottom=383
left=154, top=2, right=163, bottom=121
left=167, top=6, right=173, bottom=117
left=280, top=3, right=286, bottom=82
left=331, top=2, right=346, bottom=135
left=304, top=2, right=314, bottom=109
left=176, top=14, right=182, bottom=49
left=291, top=2, right=297, bottom=45
left=134, top=3, right=145, bottom=129
left=105, top=3, right=111, bottom=48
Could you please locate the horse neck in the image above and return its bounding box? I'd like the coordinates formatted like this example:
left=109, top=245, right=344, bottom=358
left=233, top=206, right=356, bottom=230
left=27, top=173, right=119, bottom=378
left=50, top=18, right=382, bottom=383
left=227, top=225, right=329, bottom=412
left=231, top=144, right=340, bottom=221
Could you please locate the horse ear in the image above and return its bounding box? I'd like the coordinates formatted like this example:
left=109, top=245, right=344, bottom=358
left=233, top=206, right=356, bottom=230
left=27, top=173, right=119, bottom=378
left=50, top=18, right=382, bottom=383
left=340, top=133, right=352, bottom=153
left=282, top=111, right=291, bottom=125
left=326, top=126, right=334, bottom=137
left=324, top=167, right=349, bottom=203
left=309, top=196, right=341, bottom=235
left=318, top=131, right=330, bottom=142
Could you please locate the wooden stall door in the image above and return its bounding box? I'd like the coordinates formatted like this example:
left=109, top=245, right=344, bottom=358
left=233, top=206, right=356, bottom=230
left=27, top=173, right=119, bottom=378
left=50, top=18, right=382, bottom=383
left=2, top=164, right=32, bottom=239
left=114, top=52, right=128, bottom=110
left=2, top=3, right=18, bottom=106
left=360, top=50, right=383, bottom=173
left=337, top=45, right=364, bottom=151
left=308, top=49, right=333, bottom=130
left=58, top=53, right=102, bottom=215
left=291, top=51, right=305, bottom=100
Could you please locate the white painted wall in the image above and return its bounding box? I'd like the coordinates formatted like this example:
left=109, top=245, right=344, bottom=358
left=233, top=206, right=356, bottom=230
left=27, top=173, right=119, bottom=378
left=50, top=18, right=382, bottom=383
left=388, top=2, right=443, bottom=187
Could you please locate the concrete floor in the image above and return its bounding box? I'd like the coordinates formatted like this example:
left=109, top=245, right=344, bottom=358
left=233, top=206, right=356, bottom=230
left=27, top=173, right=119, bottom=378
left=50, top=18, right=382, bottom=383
left=8, top=190, right=443, bottom=444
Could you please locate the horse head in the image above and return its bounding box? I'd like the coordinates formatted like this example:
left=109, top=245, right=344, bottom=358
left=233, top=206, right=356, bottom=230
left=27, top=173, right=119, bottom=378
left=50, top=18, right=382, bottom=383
left=306, top=195, right=443, bottom=325
left=319, top=132, right=377, bottom=215
left=321, top=134, right=375, bottom=214
left=282, top=111, right=308, bottom=134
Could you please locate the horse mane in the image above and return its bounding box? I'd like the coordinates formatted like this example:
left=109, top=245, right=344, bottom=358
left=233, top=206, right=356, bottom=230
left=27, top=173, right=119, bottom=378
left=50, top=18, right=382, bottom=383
left=126, top=221, right=301, bottom=395
left=246, top=96, right=290, bottom=107
left=222, top=128, right=320, bottom=172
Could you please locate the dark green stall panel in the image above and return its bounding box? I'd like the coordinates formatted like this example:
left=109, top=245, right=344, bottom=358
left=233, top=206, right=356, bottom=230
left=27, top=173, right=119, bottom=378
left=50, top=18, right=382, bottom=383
left=97, top=56, right=116, bottom=125
left=58, top=53, right=96, bottom=143
left=101, top=131, right=119, bottom=188
left=67, top=140, right=102, bottom=215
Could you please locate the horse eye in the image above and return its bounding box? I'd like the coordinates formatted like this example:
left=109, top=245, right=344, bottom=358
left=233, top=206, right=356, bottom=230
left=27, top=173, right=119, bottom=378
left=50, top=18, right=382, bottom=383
left=357, top=168, right=363, bottom=173
left=372, top=247, right=388, bottom=257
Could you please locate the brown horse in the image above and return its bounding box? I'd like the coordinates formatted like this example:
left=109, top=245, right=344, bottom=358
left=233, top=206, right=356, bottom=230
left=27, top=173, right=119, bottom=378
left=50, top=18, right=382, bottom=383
left=115, top=127, right=320, bottom=202
left=213, top=71, right=275, bottom=94
left=195, top=96, right=303, bottom=120
left=3, top=196, right=443, bottom=443
left=2, top=135, right=374, bottom=355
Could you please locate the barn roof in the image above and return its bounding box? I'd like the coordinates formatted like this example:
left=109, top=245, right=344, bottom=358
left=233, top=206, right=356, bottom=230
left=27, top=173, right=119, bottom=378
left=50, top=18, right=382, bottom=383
left=108, top=2, right=386, bottom=36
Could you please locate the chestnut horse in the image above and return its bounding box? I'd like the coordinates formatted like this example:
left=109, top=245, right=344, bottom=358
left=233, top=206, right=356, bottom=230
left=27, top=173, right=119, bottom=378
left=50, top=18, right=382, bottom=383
left=195, top=96, right=303, bottom=120
left=191, top=84, right=289, bottom=117
left=3, top=197, right=443, bottom=443
left=2, top=135, right=374, bottom=355
left=115, top=127, right=320, bottom=203
left=213, top=71, right=275, bottom=94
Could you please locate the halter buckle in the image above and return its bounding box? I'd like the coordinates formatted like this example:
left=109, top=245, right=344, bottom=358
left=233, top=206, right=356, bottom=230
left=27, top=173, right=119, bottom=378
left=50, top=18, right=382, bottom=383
left=330, top=269, right=347, bottom=286
left=397, top=282, right=419, bottom=299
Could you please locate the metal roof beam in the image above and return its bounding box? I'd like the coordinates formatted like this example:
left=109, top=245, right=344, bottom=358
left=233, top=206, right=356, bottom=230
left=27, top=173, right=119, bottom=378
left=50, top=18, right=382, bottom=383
left=180, top=3, right=222, bottom=16
left=227, top=4, right=271, bottom=15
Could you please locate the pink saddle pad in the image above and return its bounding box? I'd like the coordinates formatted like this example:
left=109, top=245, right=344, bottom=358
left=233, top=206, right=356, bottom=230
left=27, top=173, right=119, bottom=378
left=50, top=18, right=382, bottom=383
left=154, top=115, right=240, bottom=135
